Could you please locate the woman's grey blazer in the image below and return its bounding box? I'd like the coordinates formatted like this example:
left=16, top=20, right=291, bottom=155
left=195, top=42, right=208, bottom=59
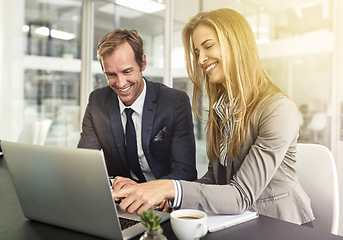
left=180, top=94, right=315, bottom=225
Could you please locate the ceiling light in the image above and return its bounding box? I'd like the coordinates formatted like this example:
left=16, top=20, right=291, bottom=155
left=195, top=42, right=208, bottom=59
left=51, top=29, right=76, bottom=40
left=37, top=0, right=81, bottom=7
left=115, top=0, right=165, bottom=14
left=32, top=26, right=76, bottom=40
left=22, top=25, right=30, bottom=32
left=98, top=4, right=144, bottom=19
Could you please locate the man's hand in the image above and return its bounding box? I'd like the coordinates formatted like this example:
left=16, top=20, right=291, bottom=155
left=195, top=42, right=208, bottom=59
left=112, top=179, right=175, bottom=215
left=111, top=176, right=138, bottom=201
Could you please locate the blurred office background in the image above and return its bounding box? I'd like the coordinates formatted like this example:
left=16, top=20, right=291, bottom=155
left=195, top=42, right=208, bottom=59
left=0, top=0, right=342, bottom=235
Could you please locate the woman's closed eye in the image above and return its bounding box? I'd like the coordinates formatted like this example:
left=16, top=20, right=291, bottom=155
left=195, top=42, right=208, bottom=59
left=205, top=44, right=214, bottom=49
left=194, top=44, right=214, bottom=57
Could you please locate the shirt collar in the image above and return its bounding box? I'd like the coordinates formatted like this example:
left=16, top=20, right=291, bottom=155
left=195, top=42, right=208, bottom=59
left=213, top=93, right=230, bottom=121
left=118, top=78, right=146, bottom=116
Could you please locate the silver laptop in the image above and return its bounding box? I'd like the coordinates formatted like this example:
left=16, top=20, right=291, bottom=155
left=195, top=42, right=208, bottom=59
left=1, top=141, right=169, bottom=240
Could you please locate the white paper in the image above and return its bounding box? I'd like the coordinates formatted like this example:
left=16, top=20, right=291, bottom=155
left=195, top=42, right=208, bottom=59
left=207, top=211, right=259, bottom=232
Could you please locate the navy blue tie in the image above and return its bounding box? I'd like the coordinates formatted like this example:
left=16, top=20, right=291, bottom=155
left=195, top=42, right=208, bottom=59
left=125, top=108, right=146, bottom=183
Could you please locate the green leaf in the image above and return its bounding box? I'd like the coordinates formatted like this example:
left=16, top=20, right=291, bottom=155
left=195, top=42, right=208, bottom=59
left=140, top=208, right=162, bottom=231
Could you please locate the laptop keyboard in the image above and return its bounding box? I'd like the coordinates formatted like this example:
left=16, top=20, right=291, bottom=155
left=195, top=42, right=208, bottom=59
left=119, top=217, right=140, bottom=230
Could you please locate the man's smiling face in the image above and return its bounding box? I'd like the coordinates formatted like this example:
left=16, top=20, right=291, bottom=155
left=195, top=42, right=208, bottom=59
left=102, top=41, right=146, bottom=106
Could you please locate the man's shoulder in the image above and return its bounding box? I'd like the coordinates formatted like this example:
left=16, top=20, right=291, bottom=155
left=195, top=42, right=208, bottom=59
left=89, top=86, right=114, bottom=99
left=91, top=85, right=113, bottom=94
left=88, top=86, right=116, bottom=106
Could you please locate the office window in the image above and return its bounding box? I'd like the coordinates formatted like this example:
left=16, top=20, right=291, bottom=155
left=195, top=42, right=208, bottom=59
left=24, top=0, right=81, bottom=58
left=256, top=0, right=334, bottom=148
left=24, top=0, right=82, bottom=146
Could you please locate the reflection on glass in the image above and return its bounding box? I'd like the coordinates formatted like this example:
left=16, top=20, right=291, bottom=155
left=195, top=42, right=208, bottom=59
left=24, top=0, right=82, bottom=146
left=24, top=70, right=81, bottom=146
left=24, top=0, right=81, bottom=58
left=263, top=53, right=332, bottom=148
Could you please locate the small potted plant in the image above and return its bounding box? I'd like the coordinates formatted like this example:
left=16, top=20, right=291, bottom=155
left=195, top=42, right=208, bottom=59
left=140, top=208, right=167, bottom=240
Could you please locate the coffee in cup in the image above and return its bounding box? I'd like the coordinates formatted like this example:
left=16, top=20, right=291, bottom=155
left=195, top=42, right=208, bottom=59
left=177, top=215, right=202, bottom=220
left=170, top=209, right=207, bottom=240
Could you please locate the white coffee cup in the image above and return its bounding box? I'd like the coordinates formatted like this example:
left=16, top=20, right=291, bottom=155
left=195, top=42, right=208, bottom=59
left=170, top=209, right=208, bottom=240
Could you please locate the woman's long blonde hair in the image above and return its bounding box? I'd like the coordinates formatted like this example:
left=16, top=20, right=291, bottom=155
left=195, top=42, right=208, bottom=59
left=182, top=8, right=283, bottom=160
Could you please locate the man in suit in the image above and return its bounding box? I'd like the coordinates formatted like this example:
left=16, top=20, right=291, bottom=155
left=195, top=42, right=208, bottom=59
left=78, top=29, right=197, bottom=189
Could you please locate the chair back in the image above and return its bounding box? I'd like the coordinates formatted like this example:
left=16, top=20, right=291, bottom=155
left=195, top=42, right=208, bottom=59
left=295, top=143, right=339, bottom=234
left=36, top=119, right=52, bottom=145
left=17, top=121, right=40, bottom=144
left=17, top=119, right=52, bottom=145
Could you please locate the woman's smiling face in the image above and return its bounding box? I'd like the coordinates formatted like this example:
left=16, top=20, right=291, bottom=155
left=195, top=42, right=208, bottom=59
left=192, top=24, right=226, bottom=86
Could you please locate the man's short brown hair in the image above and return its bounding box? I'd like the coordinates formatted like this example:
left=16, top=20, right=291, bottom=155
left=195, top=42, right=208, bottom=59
left=97, top=29, right=144, bottom=70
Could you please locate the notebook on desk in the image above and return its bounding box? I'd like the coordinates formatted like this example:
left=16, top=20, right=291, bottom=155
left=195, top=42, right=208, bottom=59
left=1, top=141, right=169, bottom=240
left=207, top=211, right=259, bottom=232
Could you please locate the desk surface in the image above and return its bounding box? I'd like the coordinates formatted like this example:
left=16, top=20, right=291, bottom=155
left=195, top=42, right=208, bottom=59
left=1, top=156, right=342, bottom=240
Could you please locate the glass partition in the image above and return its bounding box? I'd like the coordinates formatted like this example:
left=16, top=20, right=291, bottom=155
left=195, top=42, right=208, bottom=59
left=24, top=0, right=81, bottom=58
left=24, top=0, right=82, bottom=146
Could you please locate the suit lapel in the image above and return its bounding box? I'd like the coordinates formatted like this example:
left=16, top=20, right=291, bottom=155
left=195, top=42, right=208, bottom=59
left=141, top=80, right=157, bottom=161
left=108, top=91, right=128, bottom=168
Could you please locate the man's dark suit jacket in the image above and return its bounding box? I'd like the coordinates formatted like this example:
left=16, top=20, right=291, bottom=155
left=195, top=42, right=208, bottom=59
left=78, top=79, right=197, bottom=181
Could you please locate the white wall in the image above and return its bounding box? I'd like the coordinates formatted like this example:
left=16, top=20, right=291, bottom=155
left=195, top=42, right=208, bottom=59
left=333, top=0, right=343, bottom=235
left=0, top=0, right=25, bottom=141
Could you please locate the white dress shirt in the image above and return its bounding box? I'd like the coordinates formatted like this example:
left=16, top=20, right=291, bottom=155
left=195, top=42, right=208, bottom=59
left=118, top=79, right=156, bottom=182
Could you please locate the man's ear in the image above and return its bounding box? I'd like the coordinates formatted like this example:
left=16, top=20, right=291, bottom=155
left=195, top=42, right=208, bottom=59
left=140, top=54, right=147, bottom=72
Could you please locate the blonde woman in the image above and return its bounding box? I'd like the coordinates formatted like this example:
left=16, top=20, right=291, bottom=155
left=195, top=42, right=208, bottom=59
left=112, top=8, right=314, bottom=225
